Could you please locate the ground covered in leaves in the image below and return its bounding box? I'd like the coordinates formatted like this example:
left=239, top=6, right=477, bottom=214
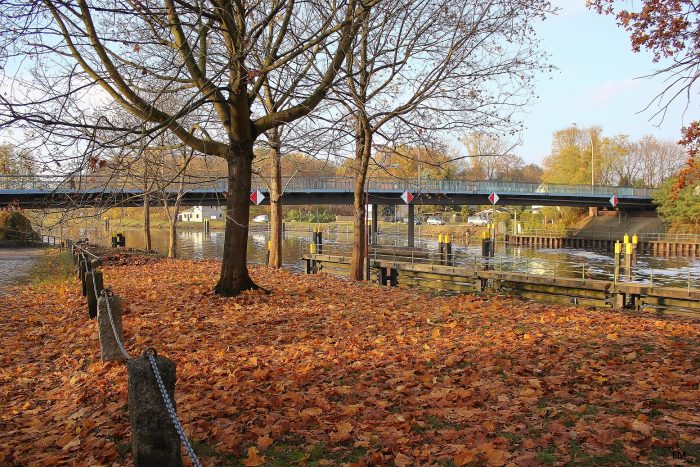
left=1, top=254, right=700, bottom=466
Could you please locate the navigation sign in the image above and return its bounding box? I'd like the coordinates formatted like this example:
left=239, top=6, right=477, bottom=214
left=609, top=194, right=619, bottom=208
left=401, top=190, right=414, bottom=205
left=250, top=189, right=265, bottom=205
left=488, top=192, right=500, bottom=205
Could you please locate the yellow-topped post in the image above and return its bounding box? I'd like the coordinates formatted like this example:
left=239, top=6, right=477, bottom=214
left=623, top=233, right=629, bottom=244
left=632, top=234, right=638, bottom=245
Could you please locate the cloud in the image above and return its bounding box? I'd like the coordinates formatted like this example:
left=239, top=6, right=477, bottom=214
left=586, top=79, right=642, bottom=104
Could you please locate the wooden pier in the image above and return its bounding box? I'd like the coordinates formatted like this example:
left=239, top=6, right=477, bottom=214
left=505, top=234, right=700, bottom=257
left=302, top=253, right=700, bottom=315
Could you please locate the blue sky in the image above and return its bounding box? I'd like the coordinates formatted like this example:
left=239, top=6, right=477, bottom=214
left=518, top=0, right=699, bottom=164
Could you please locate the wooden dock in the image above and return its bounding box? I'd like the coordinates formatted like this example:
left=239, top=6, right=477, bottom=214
left=302, top=253, right=700, bottom=315
left=505, top=234, right=700, bottom=257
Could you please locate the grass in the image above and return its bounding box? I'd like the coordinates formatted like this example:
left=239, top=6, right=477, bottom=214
left=18, top=250, right=75, bottom=287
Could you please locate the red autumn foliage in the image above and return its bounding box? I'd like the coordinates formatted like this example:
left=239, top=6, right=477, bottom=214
left=1, top=259, right=699, bottom=465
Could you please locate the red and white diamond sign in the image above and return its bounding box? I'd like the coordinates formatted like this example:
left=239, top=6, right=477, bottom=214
left=250, top=189, right=265, bottom=205
left=609, top=194, right=619, bottom=208
left=401, top=190, right=414, bottom=205
left=488, top=192, right=499, bottom=205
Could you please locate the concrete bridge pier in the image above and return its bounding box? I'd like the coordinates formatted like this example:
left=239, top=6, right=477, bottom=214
left=408, top=204, right=415, bottom=247
left=371, top=204, right=378, bottom=245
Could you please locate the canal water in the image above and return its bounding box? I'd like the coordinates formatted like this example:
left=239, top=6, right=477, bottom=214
left=78, top=226, right=700, bottom=289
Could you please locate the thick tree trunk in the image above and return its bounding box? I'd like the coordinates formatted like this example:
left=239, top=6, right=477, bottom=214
left=215, top=147, right=258, bottom=296
left=268, top=128, right=283, bottom=268
left=143, top=195, right=152, bottom=251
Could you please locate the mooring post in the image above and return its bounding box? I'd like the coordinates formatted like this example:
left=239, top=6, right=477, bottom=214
left=127, top=350, right=183, bottom=467
left=309, top=242, right=317, bottom=274
left=624, top=242, right=633, bottom=281
left=85, top=270, right=104, bottom=319
left=438, top=234, right=444, bottom=265
left=613, top=241, right=621, bottom=285
left=445, top=234, right=453, bottom=266
left=631, top=233, right=638, bottom=264
left=317, top=227, right=323, bottom=254
left=481, top=230, right=491, bottom=270
left=266, top=240, right=271, bottom=265
left=97, top=292, right=126, bottom=362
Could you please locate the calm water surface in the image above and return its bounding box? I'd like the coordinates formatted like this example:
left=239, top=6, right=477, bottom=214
left=76, top=225, right=700, bottom=289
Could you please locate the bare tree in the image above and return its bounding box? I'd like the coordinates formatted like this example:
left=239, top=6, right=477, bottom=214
left=333, top=0, right=552, bottom=280
left=0, top=0, right=372, bottom=295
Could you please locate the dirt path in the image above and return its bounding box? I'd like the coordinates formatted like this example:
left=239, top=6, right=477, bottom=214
left=0, top=247, right=44, bottom=292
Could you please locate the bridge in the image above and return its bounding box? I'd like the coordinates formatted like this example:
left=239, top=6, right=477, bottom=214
left=0, top=174, right=655, bottom=210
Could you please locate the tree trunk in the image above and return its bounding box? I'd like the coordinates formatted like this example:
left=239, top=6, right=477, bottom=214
left=268, top=128, right=283, bottom=268
left=215, top=147, right=258, bottom=295
left=350, top=185, right=366, bottom=280
left=143, top=195, right=152, bottom=251
left=167, top=214, right=177, bottom=258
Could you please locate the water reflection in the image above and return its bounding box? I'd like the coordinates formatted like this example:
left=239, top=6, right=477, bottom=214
left=81, top=227, right=700, bottom=288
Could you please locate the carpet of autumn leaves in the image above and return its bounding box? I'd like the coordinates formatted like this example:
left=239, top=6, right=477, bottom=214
left=1, top=255, right=700, bottom=466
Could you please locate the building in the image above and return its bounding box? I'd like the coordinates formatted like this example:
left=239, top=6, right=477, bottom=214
left=177, top=205, right=224, bottom=222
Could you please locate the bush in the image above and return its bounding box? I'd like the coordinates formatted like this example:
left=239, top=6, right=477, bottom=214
left=0, top=211, right=37, bottom=241
left=284, top=208, right=334, bottom=223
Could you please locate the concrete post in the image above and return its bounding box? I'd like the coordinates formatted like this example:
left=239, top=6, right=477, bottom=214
left=85, top=270, right=104, bottom=319
left=407, top=204, right=415, bottom=247
left=127, top=351, right=182, bottom=466
left=371, top=204, right=378, bottom=245
left=97, top=294, right=126, bottom=362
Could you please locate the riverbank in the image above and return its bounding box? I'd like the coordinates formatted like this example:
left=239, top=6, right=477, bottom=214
left=2, top=259, right=699, bottom=465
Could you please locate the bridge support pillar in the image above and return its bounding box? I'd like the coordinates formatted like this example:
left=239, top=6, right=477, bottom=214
left=407, top=204, right=415, bottom=247
left=371, top=204, right=378, bottom=244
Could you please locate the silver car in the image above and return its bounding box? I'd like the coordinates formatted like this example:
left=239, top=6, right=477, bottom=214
left=467, top=215, right=488, bottom=226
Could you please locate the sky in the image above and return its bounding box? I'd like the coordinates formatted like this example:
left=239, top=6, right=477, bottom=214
left=517, top=0, right=700, bottom=164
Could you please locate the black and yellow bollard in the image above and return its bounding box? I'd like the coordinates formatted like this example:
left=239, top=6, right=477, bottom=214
left=481, top=230, right=492, bottom=269
left=445, top=234, right=453, bottom=266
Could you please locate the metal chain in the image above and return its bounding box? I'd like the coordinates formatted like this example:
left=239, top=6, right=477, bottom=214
left=81, top=243, right=199, bottom=465
left=147, top=351, right=202, bottom=467
left=101, top=289, right=132, bottom=361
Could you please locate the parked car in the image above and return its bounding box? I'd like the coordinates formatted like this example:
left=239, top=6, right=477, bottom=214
left=467, top=215, right=489, bottom=226
left=402, top=217, right=422, bottom=225
left=252, top=214, right=269, bottom=223
left=426, top=217, right=445, bottom=225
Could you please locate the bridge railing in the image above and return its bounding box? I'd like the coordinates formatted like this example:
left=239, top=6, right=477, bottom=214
left=0, top=174, right=656, bottom=197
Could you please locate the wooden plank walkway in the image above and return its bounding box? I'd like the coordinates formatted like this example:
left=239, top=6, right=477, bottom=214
left=302, top=254, right=700, bottom=315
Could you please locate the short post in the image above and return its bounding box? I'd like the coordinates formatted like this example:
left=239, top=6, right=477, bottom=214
left=631, top=233, right=638, bottom=264
left=309, top=242, right=317, bottom=273
left=613, top=241, right=621, bottom=285
left=317, top=227, right=323, bottom=254
left=481, top=230, right=491, bottom=269
left=127, top=349, right=182, bottom=467
left=79, top=255, right=92, bottom=296
left=445, top=234, right=453, bottom=266
left=203, top=218, right=210, bottom=234
left=85, top=270, right=104, bottom=319
left=266, top=240, right=271, bottom=265
left=438, top=234, right=444, bottom=265
left=624, top=242, right=633, bottom=280
left=97, top=292, right=126, bottom=362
